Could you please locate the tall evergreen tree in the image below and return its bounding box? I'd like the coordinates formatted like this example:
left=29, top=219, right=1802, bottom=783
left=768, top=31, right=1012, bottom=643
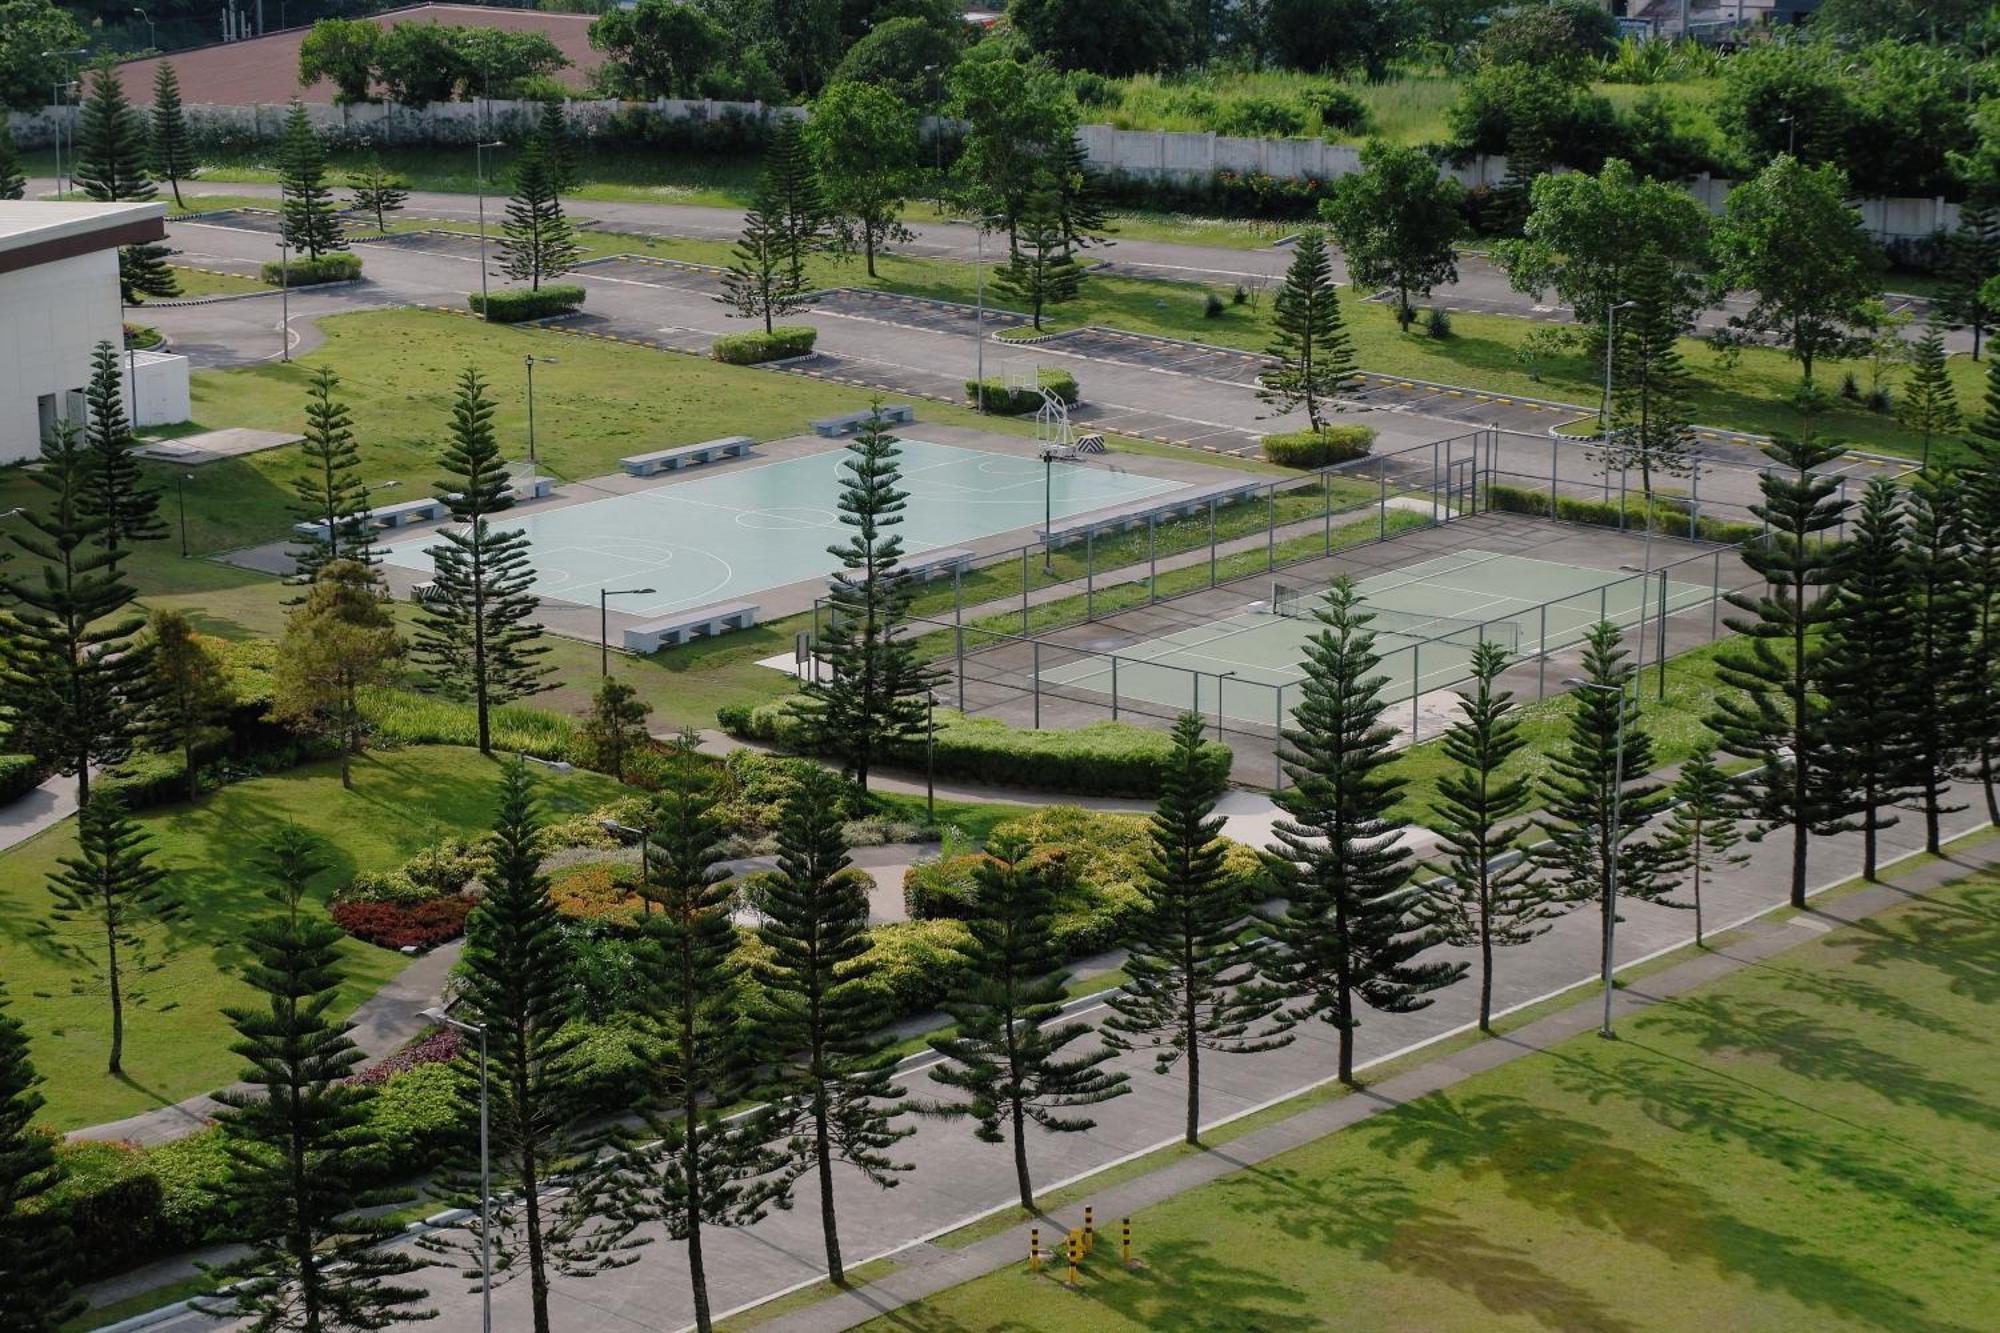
left=993, top=193, right=1082, bottom=332
left=578, top=676, right=652, bottom=781
left=630, top=751, right=789, bottom=1333
left=752, top=765, right=910, bottom=1286
left=1939, top=199, right=1999, bottom=360
left=412, top=369, right=553, bottom=754
left=1964, top=369, right=2000, bottom=824
left=499, top=139, right=582, bottom=292
left=1902, top=469, right=1978, bottom=853
left=1822, top=478, right=1921, bottom=878
left=1709, top=431, right=1854, bottom=910
left=1412, top=642, right=1561, bottom=1033
left=271, top=560, right=405, bottom=790
left=143, top=607, right=230, bottom=802
left=1655, top=752, right=1749, bottom=947
left=1104, top=713, right=1289, bottom=1144
left=73, top=67, right=177, bottom=303
left=1609, top=245, right=1698, bottom=502
left=198, top=826, right=433, bottom=1331
left=764, top=117, right=830, bottom=294
left=1258, top=229, right=1360, bottom=433
left=1898, top=323, right=1961, bottom=469
left=0, top=982, right=83, bottom=1332
left=290, top=366, right=372, bottom=579
left=81, top=341, right=167, bottom=566
left=1050, top=131, right=1111, bottom=258
left=0, top=419, right=153, bottom=806
left=277, top=98, right=346, bottom=262
left=346, top=157, right=408, bottom=233
left=717, top=188, right=813, bottom=335
left=534, top=99, right=580, bottom=196
left=1534, top=622, right=1673, bottom=1037
left=421, top=765, right=643, bottom=1332
left=925, top=833, right=1130, bottom=1210
left=801, top=409, right=939, bottom=793
left=0, top=127, right=26, bottom=200
left=1265, top=579, right=1462, bottom=1083
left=150, top=61, right=196, bottom=211
left=46, top=791, right=176, bottom=1076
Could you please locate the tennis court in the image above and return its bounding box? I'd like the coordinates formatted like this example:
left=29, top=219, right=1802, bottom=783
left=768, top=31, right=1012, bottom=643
left=1037, top=548, right=1713, bottom=724
left=376, top=438, right=1183, bottom=618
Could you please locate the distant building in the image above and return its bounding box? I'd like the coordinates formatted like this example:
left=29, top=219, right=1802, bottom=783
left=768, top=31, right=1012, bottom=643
left=1621, top=0, right=1823, bottom=37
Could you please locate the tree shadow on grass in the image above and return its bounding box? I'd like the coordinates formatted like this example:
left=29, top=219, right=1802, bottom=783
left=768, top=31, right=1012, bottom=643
left=1826, top=883, right=2000, bottom=1007
left=1746, top=959, right=1976, bottom=1039
left=1363, top=1090, right=1978, bottom=1333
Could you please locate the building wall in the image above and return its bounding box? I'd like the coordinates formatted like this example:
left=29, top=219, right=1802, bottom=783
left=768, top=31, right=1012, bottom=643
left=0, top=249, right=124, bottom=464
left=131, top=350, right=192, bottom=429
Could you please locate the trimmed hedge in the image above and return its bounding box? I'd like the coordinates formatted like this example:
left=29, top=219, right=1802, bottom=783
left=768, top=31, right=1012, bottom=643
left=0, top=753, right=41, bottom=804
left=261, top=251, right=363, bottom=286
left=965, top=369, right=1081, bottom=415
left=466, top=283, right=586, bottom=322
left=711, top=325, right=817, bottom=364
left=719, top=700, right=1231, bottom=798
left=1261, top=425, right=1376, bottom=469
left=1486, top=482, right=1763, bottom=545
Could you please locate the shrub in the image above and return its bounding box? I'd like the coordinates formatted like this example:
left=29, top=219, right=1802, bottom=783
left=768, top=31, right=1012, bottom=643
left=1203, top=291, right=1225, bottom=319
left=401, top=837, right=486, bottom=894
left=261, top=251, right=363, bottom=286
left=1232, top=284, right=1249, bottom=306
left=144, top=1129, right=239, bottom=1247
left=99, top=750, right=195, bottom=811
left=710, top=324, right=817, bottom=364
left=848, top=918, right=974, bottom=1017
left=562, top=922, right=649, bottom=1020
left=1221, top=96, right=1304, bottom=138
left=331, top=897, right=474, bottom=950
left=548, top=863, right=646, bottom=925
left=1306, top=85, right=1372, bottom=134
left=1485, top=482, right=1763, bottom=545
left=355, top=1026, right=460, bottom=1084
left=31, top=1139, right=168, bottom=1278
left=333, top=868, right=429, bottom=907
left=0, top=753, right=42, bottom=804
left=964, top=369, right=1081, bottom=415
left=1426, top=306, right=1453, bottom=339
left=465, top=283, right=585, bottom=322
left=1261, top=425, right=1377, bottom=469
left=355, top=1062, right=471, bottom=1175
left=1839, top=371, right=1860, bottom=400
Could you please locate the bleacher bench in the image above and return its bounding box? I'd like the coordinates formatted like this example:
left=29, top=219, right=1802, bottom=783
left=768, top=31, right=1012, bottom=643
left=810, top=404, right=915, bottom=437
left=623, top=601, right=760, bottom=653
left=290, top=479, right=552, bottom=541
left=619, top=437, right=753, bottom=477
left=897, top=547, right=975, bottom=580
left=1036, top=478, right=1266, bottom=547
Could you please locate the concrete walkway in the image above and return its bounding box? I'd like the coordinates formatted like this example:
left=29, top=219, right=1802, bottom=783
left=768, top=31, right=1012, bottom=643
left=0, top=771, right=77, bottom=853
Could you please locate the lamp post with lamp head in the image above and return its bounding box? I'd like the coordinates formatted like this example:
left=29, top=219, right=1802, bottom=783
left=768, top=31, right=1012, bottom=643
left=1564, top=675, right=1628, bottom=1041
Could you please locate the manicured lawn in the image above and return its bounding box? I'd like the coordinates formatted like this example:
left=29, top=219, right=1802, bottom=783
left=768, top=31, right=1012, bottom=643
left=2, top=745, right=623, bottom=1130
left=163, top=264, right=268, bottom=297
left=863, top=873, right=2000, bottom=1332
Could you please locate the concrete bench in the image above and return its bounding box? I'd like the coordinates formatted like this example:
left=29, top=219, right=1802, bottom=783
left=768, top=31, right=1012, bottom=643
left=623, top=601, right=760, bottom=653
left=292, top=496, right=446, bottom=541
left=810, top=404, right=915, bottom=437
left=897, top=547, right=975, bottom=580
left=1036, top=479, right=1265, bottom=548
left=620, top=436, right=753, bottom=477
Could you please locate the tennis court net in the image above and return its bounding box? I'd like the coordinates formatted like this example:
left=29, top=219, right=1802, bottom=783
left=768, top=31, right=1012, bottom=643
left=1270, top=581, right=1523, bottom=653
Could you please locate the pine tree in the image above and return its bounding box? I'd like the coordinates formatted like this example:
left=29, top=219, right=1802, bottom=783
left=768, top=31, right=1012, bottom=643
left=150, top=61, right=196, bottom=211
left=81, top=341, right=167, bottom=566
left=1821, top=478, right=1922, bottom=878
left=1655, top=752, right=1749, bottom=947
left=45, top=791, right=175, bottom=1076
left=1412, top=642, right=1561, bottom=1033
left=1939, top=200, right=1999, bottom=360
left=993, top=194, right=1082, bottom=332
left=752, top=765, right=910, bottom=1286
left=1709, top=431, right=1854, bottom=910
left=801, top=409, right=940, bottom=793
left=1964, top=372, right=2000, bottom=824
left=413, top=369, right=553, bottom=754
left=198, top=826, right=433, bottom=1331
left=1898, top=323, right=1961, bottom=469
left=0, top=419, right=153, bottom=806
left=579, top=676, right=652, bottom=781
left=630, top=751, right=790, bottom=1333
left=500, top=140, right=582, bottom=292
left=74, top=67, right=177, bottom=303
left=1104, top=713, right=1289, bottom=1144
left=289, top=366, right=373, bottom=579
left=1050, top=131, right=1112, bottom=258
left=1609, top=245, right=1698, bottom=502
left=0, top=982, right=83, bottom=1332
left=925, top=832, right=1130, bottom=1210
left=271, top=560, right=404, bottom=790
left=347, top=157, right=409, bottom=233
left=0, top=127, right=25, bottom=200
left=420, top=765, right=643, bottom=1332
left=534, top=100, right=579, bottom=196
left=1534, top=622, right=1672, bottom=1038
left=764, top=117, right=830, bottom=294
left=144, top=608, right=230, bottom=802
left=277, top=98, right=346, bottom=261
left=1902, top=469, right=1978, bottom=853
left=1265, top=578, right=1462, bottom=1082
left=718, top=188, right=813, bottom=335
left=1259, top=229, right=1360, bottom=433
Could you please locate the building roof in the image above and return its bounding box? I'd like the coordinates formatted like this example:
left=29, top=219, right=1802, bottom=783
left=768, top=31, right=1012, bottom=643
left=113, top=3, right=604, bottom=107
left=0, top=201, right=168, bottom=261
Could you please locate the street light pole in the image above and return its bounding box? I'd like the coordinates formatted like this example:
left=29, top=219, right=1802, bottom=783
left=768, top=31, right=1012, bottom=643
left=475, top=140, right=504, bottom=320
left=176, top=473, right=191, bottom=557
left=277, top=238, right=291, bottom=362
left=1041, top=449, right=1054, bottom=575
left=1601, top=298, right=1636, bottom=439
left=523, top=356, right=555, bottom=464
left=925, top=690, right=937, bottom=822
left=1565, top=677, right=1629, bottom=1040
left=1217, top=670, right=1236, bottom=736
left=974, top=227, right=986, bottom=412
left=420, top=1009, right=490, bottom=1333
left=599, top=586, right=656, bottom=675
left=133, top=8, right=156, bottom=49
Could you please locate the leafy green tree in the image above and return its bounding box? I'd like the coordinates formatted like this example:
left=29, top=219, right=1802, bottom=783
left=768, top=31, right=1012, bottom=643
left=198, top=827, right=433, bottom=1332
left=80, top=341, right=166, bottom=567
left=925, top=832, right=1130, bottom=1209
left=752, top=765, right=910, bottom=1285
left=1264, top=0, right=1404, bottom=78
left=579, top=676, right=652, bottom=780
left=945, top=49, right=1077, bottom=244
left=347, top=158, right=408, bottom=233
left=1717, top=41, right=1857, bottom=177
left=1320, top=140, right=1463, bottom=331
left=371, top=22, right=469, bottom=107
left=1711, top=157, right=1883, bottom=385
left=807, top=81, right=917, bottom=278
left=1655, top=753, right=1749, bottom=947
left=277, top=98, right=346, bottom=262
left=1258, top=230, right=1359, bottom=433
left=271, top=560, right=404, bottom=790
left=1898, top=323, right=1962, bottom=469
left=587, top=0, right=729, bottom=99
left=1710, top=432, right=1854, bottom=908
left=1445, top=61, right=1621, bottom=174
left=801, top=409, right=939, bottom=792
left=1477, top=0, right=1616, bottom=75
left=0, top=0, right=88, bottom=114
left=829, top=15, right=959, bottom=108
left=0, top=126, right=23, bottom=199
left=1009, top=0, right=1191, bottom=76
left=290, top=366, right=372, bottom=579
left=1939, top=200, right=1999, bottom=360
left=1413, top=643, right=1559, bottom=1032
left=631, top=752, right=790, bottom=1333
left=0, top=419, right=152, bottom=806
left=46, top=791, right=175, bottom=1076
left=1821, top=479, right=1921, bottom=880
left=148, top=62, right=195, bottom=210
left=1609, top=245, right=1699, bottom=500
left=500, top=139, right=582, bottom=291
left=143, top=608, right=230, bottom=802
left=1266, top=579, right=1462, bottom=1082
left=993, top=194, right=1082, bottom=331
left=297, top=17, right=381, bottom=104
left=1901, top=470, right=1979, bottom=853
left=451, top=27, right=571, bottom=99
left=0, top=981, right=81, bottom=1331
left=413, top=369, right=553, bottom=754
left=1105, top=713, right=1288, bottom=1143
left=73, top=67, right=178, bottom=303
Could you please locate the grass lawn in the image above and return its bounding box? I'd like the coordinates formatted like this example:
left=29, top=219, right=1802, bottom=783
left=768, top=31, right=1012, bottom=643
left=862, top=872, right=2000, bottom=1332
left=2, top=745, right=623, bottom=1131
left=163, top=263, right=269, bottom=298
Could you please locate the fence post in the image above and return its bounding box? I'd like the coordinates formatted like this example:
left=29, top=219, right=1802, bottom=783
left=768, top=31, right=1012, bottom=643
left=1432, top=439, right=1441, bottom=524
left=1618, top=466, right=1628, bottom=530
left=1111, top=655, right=1119, bottom=720
left=1550, top=435, right=1559, bottom=515
left=1032, top=641, right=1041, bottom=729
left=1689, top=460, right=1701, bottom=541
left=1410, top=643, right=1421, bottom=741
left=1209, top=498, right=1219, bottom=588
left=956, top=613, right=965, bottom=712
left=1193, top=669, right=1201, bottom=720
left=1273, top=683, right=1284, bottom=791
left=1537, top=602, right=1549, bottom=699
left=1838, top=475, right=1849, bottom=540
left=1600, top=584, right=1608, bottom=625
left=1149, top=514, right=1158, bottom=604
left=1657, top=568, right=1669, bottom=699
left=1711, top=549, right=1722, bottom=640
left=1378, top=456, right=1388, bottom=541
left=1021, top=547, right=1030, bottom=633
left=1267, top=484, right=1277, bottom=571
left=1324, top=469, right=1333, bottom=553
left=1086, top=527, right=1095, bottom=620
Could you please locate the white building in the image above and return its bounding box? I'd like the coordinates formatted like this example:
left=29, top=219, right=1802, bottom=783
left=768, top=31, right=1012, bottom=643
left=0, top=200, right=172, bottom=464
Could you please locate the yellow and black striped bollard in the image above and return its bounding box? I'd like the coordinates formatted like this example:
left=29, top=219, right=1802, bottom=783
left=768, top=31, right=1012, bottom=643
left=1066, top=1231, right=1082, bottom=1287
left=1029, top=1226, right=1041, bottom=1273
left=1083, top=1206, right=1095, bottom=1254
left=1122, top=1217, right=1132, bottom=1267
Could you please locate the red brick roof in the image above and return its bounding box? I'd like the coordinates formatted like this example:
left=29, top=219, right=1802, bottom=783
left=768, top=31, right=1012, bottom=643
left=114, top=3, right=604, bottom=106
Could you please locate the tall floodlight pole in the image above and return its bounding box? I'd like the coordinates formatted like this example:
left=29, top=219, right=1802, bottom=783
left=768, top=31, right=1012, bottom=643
left=420, top=1009, right=491, bottom=1333
left=475, top=140, right=504, bottom=320
left=524, top=355, right=556, bottom=463
left=974, top=227, right=986, bottom=412
left=42, top=52, right=87, bottom=198
left=1564, top=677, right=1629, bottom=1041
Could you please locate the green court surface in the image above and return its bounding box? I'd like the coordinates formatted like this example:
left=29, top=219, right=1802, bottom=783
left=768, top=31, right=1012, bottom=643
left=377, top=438, right=1182, bottom=618
left=1038, top=549, right=1713, bottom=724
